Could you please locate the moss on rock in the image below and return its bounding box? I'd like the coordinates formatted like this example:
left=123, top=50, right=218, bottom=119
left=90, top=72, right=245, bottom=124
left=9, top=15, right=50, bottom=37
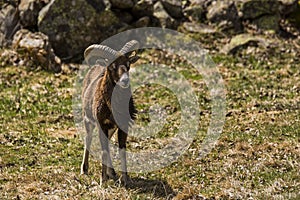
left=38, top=0, right=120, bottom=62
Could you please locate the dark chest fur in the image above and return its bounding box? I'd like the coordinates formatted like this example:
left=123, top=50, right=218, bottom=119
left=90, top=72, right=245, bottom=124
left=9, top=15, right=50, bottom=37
left=93, top=74, right=137, bottom=131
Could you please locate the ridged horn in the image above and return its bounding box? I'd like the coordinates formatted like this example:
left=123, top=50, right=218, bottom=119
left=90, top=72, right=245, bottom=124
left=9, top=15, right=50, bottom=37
left=120, top=40, right=140, bottom=55
left=84, top=44, right=117, bottom=65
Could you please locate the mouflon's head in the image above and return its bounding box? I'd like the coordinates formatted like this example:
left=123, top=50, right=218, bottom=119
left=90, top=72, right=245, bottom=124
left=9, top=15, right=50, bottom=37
left=84, top=40, right=140, bottom=88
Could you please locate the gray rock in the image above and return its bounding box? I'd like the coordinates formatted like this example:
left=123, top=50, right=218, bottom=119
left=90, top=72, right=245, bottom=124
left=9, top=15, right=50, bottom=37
left=109, top=0, right=135, bottom=9
left=206, top=1, right=242, bottom=33
left=133, top=16, right=151, bottom=27
left=238, top=0, right=280, bottom=19
left=278, top=0, right=298, bottom=16
left=182, top=22, right=217, bottom=34
left=38, top=0, right=119, bottom=62
left=131, top=0, right=154, bottom=18
left=160, top=0, right=183, bottom=19
left=221, top=33, right=269, bottom=54
left=18, top=0, right=47, bottom=30
left=12, top=29, right=61, bottom=72
left=0, top=4, right=20, bottom=47
left=153, top=1, right=178, bottom=28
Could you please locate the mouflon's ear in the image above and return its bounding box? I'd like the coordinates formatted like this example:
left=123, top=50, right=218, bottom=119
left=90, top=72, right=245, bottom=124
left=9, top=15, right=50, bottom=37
left=108, top=62, right=117, bottom=71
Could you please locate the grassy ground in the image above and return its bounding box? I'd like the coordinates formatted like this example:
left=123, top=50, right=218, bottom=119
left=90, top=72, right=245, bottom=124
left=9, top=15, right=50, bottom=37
left=0, top=34, right=299, bottom=199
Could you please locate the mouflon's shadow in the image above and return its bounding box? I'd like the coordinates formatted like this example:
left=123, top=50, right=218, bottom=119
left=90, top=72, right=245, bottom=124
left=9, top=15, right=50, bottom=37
left=126, top=177, right=176, bottom=199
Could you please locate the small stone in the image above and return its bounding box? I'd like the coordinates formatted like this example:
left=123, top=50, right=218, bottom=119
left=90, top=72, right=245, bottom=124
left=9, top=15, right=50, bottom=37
left=131, top=0, right=154, bottom=18
left=182, top=22, right=217, bottom=34
left=221, top=33, right=269, bottom=54
left=0, top=49, right=20, bottom=67
left=183, top=5, right=205, bottom=22
left=160, top=0, right=183, bottom=19
left=133, top=16, right=150, bottom=27
left=252, top=14, right=280, bottom=32
left=153, top=1, right=178, bottom=28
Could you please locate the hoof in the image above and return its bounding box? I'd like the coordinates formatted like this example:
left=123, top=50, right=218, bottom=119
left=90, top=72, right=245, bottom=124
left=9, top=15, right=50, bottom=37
left=80, top=167, right=88, bottom=175
left=80, top=171, right=88, bottom=175
left=120, top=174, right=132, bottom=187
left=81, top=162, right=89, bottom=175
left=102, top=173, right=109, bottom=183
left=107, top=168, right=118, bottom=181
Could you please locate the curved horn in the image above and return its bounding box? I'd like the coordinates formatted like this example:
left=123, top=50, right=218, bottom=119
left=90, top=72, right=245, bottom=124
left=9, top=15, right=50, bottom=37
left=120, top=40, right=140, bottom=55
left=84, top=44, right=117, bottom=65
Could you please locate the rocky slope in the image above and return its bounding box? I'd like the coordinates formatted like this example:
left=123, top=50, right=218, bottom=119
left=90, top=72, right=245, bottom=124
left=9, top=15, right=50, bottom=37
left=0, top=0, right=299, bottom=71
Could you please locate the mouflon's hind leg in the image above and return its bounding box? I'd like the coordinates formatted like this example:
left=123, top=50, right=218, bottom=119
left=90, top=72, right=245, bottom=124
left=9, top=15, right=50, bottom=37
left=106, top=128, right=118, bottom=180
left=118, top=128, right=130, bottom=186
left=81, top=119, right=94, bottom=175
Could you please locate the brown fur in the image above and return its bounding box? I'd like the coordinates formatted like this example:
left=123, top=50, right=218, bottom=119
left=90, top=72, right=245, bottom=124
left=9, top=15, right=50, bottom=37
left=81, top=54, right=138, bottom=186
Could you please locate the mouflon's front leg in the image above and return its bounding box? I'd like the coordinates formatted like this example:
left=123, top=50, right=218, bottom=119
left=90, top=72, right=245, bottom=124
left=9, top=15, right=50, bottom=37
left=99, top=126, right=117, bottom=182
left=118, top=129, right=131, bottom=186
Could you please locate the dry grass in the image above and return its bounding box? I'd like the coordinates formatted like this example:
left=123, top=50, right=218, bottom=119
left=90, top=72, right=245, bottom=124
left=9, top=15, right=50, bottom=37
left=1, top=33, right=300, bottom=199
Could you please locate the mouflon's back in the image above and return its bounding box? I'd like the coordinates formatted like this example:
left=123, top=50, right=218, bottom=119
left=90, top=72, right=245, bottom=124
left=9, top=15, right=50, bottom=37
left=82, top=65, right=106, bottom=121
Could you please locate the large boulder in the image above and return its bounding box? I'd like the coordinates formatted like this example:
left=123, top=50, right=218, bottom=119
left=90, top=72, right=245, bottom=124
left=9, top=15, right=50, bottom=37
left=0, top=4, right=20, bottom=47
left=206, top=1, right=242, bottom=33
left=12, top=29, right=61, bottom=72
left=38, top=0, right=120, bottom=62
left=18, top=0, right=47, bottom=31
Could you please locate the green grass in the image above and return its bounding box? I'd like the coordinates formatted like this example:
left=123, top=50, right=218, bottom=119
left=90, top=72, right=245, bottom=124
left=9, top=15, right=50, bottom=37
left=0, top=38, right=299, bottom=200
